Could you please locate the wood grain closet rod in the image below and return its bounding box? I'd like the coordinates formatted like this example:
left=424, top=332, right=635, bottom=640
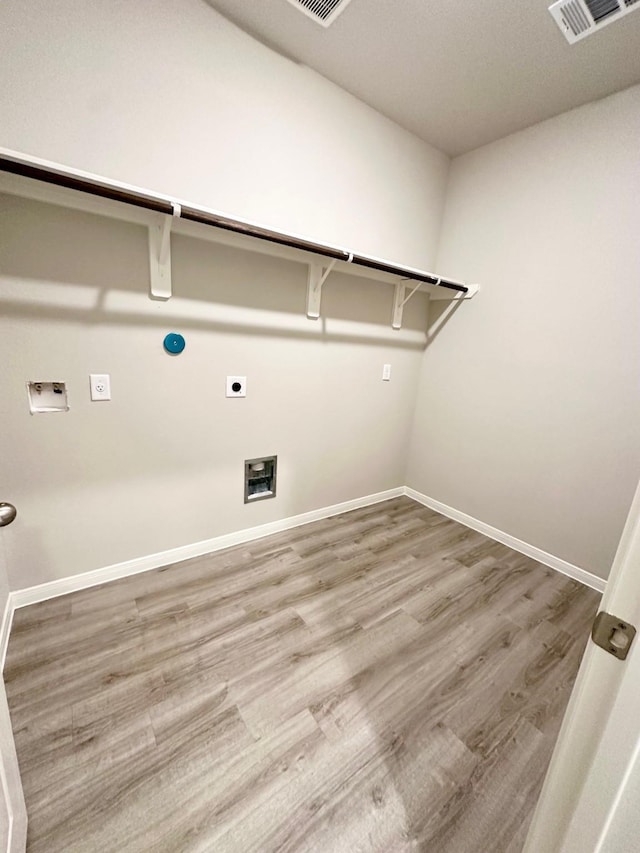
left=0, top=156, right=468, bottom=294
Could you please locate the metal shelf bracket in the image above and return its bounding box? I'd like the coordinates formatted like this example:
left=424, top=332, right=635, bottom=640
left=306, top=259, right=338, bottom=319
left=149, top=202, right=181, bottom=300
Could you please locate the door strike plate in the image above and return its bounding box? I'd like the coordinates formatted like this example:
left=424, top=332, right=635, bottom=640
left=591, top=611, right=636, bottom=661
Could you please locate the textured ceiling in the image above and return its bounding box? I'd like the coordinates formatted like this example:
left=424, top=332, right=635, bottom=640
left=206, top=0, right=640, bottom=156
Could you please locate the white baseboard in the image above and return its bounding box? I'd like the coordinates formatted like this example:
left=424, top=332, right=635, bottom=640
left=8, top=487, right=404, bottom=615
left=404, top=487, right=606, bottom=593
left=2, top=482, right=606, bottom=670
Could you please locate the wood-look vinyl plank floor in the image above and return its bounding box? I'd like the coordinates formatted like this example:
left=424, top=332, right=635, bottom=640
left=3, top=497, right=601, bottom=852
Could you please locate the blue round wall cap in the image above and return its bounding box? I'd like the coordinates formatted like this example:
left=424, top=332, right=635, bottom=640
left=163, top=333, right=185, bottom=354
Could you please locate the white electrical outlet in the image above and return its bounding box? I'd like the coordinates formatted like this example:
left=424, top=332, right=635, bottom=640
left=90, top=374, right=111, bottom=401
left=226, top=376, right=247, bottom=398
left=382, top=364, right=391, bottom=381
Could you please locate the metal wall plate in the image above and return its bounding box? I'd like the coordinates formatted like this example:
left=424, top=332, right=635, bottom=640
left=244, top=455, right=277, bottom=504
left=0, top=503, right=17, bottom=527
left=591, top=611, right=636, bottom=660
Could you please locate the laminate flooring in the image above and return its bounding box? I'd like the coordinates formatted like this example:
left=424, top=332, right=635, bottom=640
left=4, top=497, right=601, bottom=852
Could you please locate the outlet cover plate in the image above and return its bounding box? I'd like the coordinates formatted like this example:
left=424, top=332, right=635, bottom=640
left=90, top=374, right=111, bottom=401
left=226, top=376, right=247, bottom=398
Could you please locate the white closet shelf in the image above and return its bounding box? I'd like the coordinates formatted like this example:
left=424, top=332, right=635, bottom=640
left=0, top=149, right=479, bottom=328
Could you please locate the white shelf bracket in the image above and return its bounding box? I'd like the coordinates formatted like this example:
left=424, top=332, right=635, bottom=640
left=430, top=282, right=480, bottom=301
left=148, top=202, right=181, bottom=300
left=391, top=279, right=423, bottom=329
left=306, top=259, right=337, bottom=319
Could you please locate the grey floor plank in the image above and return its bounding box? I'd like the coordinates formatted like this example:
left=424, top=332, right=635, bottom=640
left=3, top=496, right=601, bottom=852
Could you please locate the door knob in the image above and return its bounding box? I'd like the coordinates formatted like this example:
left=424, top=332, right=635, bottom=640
left=0, top=503, right=17, bottom=527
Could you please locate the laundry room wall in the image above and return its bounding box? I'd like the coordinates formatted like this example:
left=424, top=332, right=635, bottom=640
left=407, top=84, right=640, bottom=580
left=0, top=0, right=449, bottom=269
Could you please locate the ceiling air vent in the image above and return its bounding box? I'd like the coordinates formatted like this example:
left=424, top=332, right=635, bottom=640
left=549, top=0, right=640, bottom=42
left=284, top=0, right=355, bottom=27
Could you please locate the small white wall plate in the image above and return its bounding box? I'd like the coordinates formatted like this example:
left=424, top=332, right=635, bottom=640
left=226, top=376, right=247, bottom=398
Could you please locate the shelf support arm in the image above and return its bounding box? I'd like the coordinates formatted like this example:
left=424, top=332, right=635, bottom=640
left=392, top=278, right=428, bottom=329
left=148, top=202, right=181, bottom=300
left=306, top=259, right=338, bottom=319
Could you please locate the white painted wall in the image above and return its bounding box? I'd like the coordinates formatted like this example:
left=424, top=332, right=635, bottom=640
left=0, top=193, right=428, bottom=588
left=0, top=0, right=449, bottom=270
left=0, top=0, right=450, bottom=590
left=407, top=85, right=640, bottom=580
left=2, top=0, right=637, bottom=593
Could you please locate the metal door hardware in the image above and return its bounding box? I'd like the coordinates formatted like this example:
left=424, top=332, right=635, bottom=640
left=0, top=503, right=17, bottom=527
left=591, top=611, right=636, bottom=661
